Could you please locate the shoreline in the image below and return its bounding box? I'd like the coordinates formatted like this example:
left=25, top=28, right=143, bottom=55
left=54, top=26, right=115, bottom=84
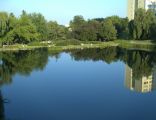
left=0, top=40, right=156, bottom=51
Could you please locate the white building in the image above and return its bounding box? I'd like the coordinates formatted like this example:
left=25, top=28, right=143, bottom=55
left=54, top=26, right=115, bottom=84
left=128, top=0, right=156, bottom=20
left=146, top=0, right=156, bottom=12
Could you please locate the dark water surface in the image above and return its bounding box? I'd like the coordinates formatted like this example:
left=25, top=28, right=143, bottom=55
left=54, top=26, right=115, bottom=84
left=0, top=47, right=156, bottom=120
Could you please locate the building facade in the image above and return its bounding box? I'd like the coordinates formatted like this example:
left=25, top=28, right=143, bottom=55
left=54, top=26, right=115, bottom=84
left=127, top=0, right=156, bottom=20
left=146, top=0, right=156, bottom=12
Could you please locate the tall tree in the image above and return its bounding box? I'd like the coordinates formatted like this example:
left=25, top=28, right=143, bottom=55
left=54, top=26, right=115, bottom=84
left=99, top=19, right=117, bottom=41
left=47, top=21, right=67, bottom=40
left=105, top=16, right=129, bottom=39
left=129, top=9, right=156, bottom=40
left=0, top=12, right=9, bottom=37
left=29, top=13, right=48, bottom=41
left=70, top=15, right=85, bottom=30
left=3, top=10, right=39, bottom=44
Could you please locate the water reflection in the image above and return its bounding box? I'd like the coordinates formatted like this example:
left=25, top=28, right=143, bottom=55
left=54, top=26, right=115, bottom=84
left=67, top=47, right=156, bottom=93
left=0, top=48, right=49, bottom=85
left=1, top=47, right=156, bottom=120
left=125, top=64, right=156, bottom=93
left=0, top=47, right=156, bottom=94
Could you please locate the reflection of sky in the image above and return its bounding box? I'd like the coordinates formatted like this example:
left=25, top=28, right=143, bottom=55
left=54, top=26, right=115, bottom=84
left=2, top=52, right=156, bottom=120
left=0, top=0, right=127, bottom=25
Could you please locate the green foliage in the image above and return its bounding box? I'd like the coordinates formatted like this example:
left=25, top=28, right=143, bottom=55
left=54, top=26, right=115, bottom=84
left=76, top=20, right=100, bottom=41
left=105, top=16, right=129, bottom=39
left=129, top=9, right=156, bottom=40
left=70, top=15, right=124, bottom=41
left=28, top=13, right=48, bottom=40
left=99, top=19, right=117, bottom=41
left=70, top=16, right=100, bottom=41
left=3, top=11, right=39, bottom=44
left=8, top=13, right=17, bottom=31
left=53, top=39, right=81, bottom=46
left=0, top=12, right=9, bottom=37
left=47, top=21, right=67, bottom=40
left=0, top=48, right=49, bottom=84
left=0, top=9, right=156, bottom=45
left=70, top=15, right=85, bottom=30
left=0, top=38, right=2, bottom=48
left=0, top=10, right=68, bottom=45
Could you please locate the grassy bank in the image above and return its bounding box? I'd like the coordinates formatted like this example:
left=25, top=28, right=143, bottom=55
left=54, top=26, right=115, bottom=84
left=115, top=40, right=156, bottom=51
left=0, top=39, right=118, bottom=51
left=0, top=39, right=156, bottom=51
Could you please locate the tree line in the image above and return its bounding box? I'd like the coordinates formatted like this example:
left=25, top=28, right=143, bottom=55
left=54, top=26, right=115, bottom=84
left=0, top=10, right=67, bottom=45
left=69, top=9, right=156, bottom=41
left=0, top=9, right=156, bottom=45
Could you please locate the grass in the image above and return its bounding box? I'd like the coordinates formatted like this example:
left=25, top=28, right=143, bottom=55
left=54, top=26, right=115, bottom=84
left=115, top=39, right=155, bottom=45
left=0, top=44, right=47, bottom=51
left=0, top=39, right=156, bottom=51
left=53, top=39, right=81, bottom=46
left=115, top=40, right=156, bottom=51
left=48, top=41, right=118, bottom=51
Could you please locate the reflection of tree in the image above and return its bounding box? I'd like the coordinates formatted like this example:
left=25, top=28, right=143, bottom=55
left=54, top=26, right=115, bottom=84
left=68, top=47, right=156, bottom=79
left=48, top=50, right=61, bottom=60
left=68, top=47, right=119, bottom=64
left=0, top=48, right=49, bottom=86
left=1, top=46, right=156, bottom=92
left=122, top=50, right=156, bottom=80
left=68, top=47, right=156, bottom=93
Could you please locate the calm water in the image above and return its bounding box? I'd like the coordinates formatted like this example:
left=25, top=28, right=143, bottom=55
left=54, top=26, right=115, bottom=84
left=0, top=47, right=156, bottom=120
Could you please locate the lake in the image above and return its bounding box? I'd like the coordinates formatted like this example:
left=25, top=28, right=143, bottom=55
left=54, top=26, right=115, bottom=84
left=0, top=47, right=156, bottom=120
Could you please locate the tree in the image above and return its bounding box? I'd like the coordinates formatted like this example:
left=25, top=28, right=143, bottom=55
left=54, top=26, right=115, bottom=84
left=3, top=11, right=39, bottom=44
left=70, top=16, right=101, bottom=41
left=29, top=13, right=48, bottom=41
left=150, top=22, right=156, bottom=40
left=8, top=13, right=17, bottom=31
left=70, top=15, right=86, bottom=40
left=99, top=19, right=117, bottom=41
left=47, top=21, right=58, bottom=40
left=47, top=21, right=67, bottom=40
left=129, top=9, right=156, bottom=40
left=79, top=20, right=100, bottom=41
left=105, top=16, right=129, bottom=39
left=145, top=10, right=156, bottom=39
left=70, top=15, right=85, bottom=30
left=0, top=12, right=9, bottom=37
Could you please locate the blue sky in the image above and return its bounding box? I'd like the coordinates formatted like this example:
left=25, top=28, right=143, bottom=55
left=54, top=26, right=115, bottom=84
left=0, top=0, right=127, bottom=25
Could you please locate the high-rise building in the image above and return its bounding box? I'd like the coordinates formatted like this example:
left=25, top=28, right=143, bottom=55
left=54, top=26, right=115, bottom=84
left=127, top=0, right=145, bottom=20
left=146, top=0, right=156, bottom=12
left=127, top=0, right=156, bottom=20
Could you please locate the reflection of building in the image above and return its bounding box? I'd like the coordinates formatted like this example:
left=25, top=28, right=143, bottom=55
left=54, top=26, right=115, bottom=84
left=127, top=0, right=156, bottom=20
left=125, top=65, right=156, bottom=93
